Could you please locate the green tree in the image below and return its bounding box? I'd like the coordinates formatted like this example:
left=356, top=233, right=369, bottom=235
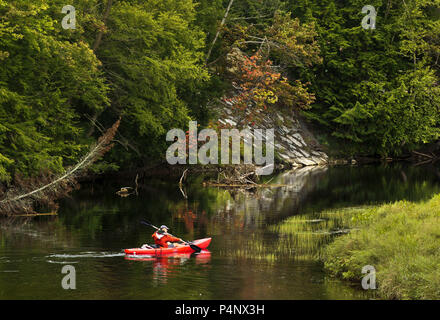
left=90, top=0, right=210, bottom=166
left=284, top=0, right=440, bottom=156
left=0, top=0, right=109, bottom=183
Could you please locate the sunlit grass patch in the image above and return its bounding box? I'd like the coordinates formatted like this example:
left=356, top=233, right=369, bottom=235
left=322, top=194, right=440, bottom=299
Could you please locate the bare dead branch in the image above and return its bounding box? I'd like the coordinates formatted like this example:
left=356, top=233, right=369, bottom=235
left=206, top=0, right=235, bottom=64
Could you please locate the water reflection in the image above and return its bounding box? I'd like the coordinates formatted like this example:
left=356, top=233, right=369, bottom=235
left=125, top=251, right=211, bottom=285
left=171, top=164, right=440, bottom=264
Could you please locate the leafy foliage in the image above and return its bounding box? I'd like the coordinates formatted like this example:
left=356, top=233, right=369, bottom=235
left=222, top=49, right=316, bottom=127
left=76, top=0, right=210, bottom=167
left=284, top=0, right=440, bottom=155
left=0, top=0, right=109, bottom=183
left=0, top=0, right=210, bottom=184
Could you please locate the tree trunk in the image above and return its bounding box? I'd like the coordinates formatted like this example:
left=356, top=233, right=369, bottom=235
left=92, top=0, right=113, bottom=52
left=206, top=0, right=235, bottom=64
left=0, top=120, right=120, bottom=216
left=88, top=0, right=114, bottom=137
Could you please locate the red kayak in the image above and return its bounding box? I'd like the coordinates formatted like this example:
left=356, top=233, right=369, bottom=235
left=124, top=251, right=211, bottom=262
left=124, top=237, right=211, bottom=256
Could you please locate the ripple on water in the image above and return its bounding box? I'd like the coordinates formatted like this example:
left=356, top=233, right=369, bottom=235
left=46, top=260, right=79, bottom=264
left=46, top=252, right=125, bottom=259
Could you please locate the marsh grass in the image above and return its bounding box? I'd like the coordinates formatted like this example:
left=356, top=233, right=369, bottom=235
left=224, top=207, right=365, bottom=263
left=322, top=194, right=440, bottom=299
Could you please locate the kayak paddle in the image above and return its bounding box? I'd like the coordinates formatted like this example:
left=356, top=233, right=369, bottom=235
left=140, top=220, right=202, bottom=253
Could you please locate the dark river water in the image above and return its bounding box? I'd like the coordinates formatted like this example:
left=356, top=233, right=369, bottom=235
left=1, top=164, right=440, bottom=299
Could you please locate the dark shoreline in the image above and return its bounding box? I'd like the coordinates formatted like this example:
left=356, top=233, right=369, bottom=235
left=77, top=152, right=439, bottom=185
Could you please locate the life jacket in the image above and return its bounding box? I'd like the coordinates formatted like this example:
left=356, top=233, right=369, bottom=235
left=152, top=231, right=180, bottom=248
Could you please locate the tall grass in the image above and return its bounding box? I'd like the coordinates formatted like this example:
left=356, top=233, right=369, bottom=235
left=322, top=194, right=440, bottom=299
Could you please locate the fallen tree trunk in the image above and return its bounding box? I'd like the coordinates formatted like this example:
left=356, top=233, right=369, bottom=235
left=0, top=119, right=120, bottom=216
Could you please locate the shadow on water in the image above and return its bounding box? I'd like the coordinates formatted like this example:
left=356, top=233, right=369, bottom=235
left=1, top=163, right=439, bottom=299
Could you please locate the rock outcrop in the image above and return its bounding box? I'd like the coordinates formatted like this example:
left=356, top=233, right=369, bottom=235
left=217, top=103, right=328, bottom=167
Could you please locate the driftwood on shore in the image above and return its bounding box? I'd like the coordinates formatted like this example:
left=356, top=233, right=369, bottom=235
left=14, top=212, right=58, bottom=217
left=203, top=182, right=287, bottom=188
left=201, top=164, right=279, bottom=190
left=216, top=164, right=260, bottom=185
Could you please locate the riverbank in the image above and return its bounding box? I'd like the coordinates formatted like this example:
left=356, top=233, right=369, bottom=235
left=321, top=194, right=440, bottom=299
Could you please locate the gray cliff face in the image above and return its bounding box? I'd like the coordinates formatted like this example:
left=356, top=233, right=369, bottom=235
left=217, top=103, right=328, bottom=167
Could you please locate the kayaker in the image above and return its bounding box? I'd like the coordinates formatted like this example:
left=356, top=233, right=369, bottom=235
left=152, top=225, right=185, bottom=248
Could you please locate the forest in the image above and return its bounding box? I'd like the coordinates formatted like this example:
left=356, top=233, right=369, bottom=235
left=1, top=0, right=440, bottom=189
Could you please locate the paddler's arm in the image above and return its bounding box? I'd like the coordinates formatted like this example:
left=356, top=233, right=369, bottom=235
left=164, top=234, right=182, bottom=243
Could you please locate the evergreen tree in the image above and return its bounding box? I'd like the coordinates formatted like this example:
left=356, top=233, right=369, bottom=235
left=0, top=0, right=109, bottom=183
left=284, top=0, right=440, bottom=155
